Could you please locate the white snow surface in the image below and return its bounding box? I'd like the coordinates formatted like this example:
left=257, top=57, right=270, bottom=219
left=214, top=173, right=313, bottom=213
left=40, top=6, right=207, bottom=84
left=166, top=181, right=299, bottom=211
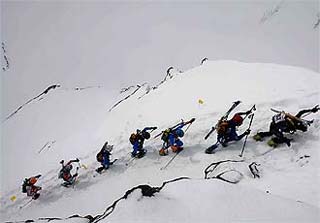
left=1, top=61, right=320, bottom=222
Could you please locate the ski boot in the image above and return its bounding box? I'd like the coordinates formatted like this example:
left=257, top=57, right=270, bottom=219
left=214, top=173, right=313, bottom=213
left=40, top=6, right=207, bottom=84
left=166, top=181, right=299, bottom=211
left=267, top=138, right=278, bottom=148
left=32, top=193, right=40, bottom=200
left=253, top=133, right=263, bottom=141
left=136, top=149, right=146, bottom=158
left=205, top=144, right=218, bottom=154
left=159, top=148, right=168, bottom=156
left=171, top=146, right=183, bottom=153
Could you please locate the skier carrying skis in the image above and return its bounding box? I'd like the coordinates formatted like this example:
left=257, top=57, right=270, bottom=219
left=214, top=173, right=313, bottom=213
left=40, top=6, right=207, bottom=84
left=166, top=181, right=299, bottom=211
left=58, top=159, right=79, bottom=187
left=22, top=174, right=42, bottom=200
left=253, top=105, right=319, bottom=147
left=206, top=110, right=252, bottom=153
left=96, top=141, right=115, bottom=173
left=130, top=127, right=157, bottom=158
left=159, top=118, right=195, bottom=156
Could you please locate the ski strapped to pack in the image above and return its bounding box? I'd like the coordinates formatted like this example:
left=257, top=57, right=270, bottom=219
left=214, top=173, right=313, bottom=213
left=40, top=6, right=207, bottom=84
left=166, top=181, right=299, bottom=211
left=154, top=118, right=196, bottom=139
left=270, top=105, right=318, bottom=124
left=204, top=101, right=241, bottom=140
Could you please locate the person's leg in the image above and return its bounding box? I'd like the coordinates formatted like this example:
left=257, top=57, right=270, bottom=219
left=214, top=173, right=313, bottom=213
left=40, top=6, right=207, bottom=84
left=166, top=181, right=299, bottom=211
left=159, top=141, right=169, bottom=156
left=270, top=124, right=291, bottom=147
left=102, top=157, right=110, bottom=169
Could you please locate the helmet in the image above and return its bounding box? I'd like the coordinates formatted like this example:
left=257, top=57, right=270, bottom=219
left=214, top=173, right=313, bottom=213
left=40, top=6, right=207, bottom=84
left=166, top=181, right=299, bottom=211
left=175, top=129, right=184, bottom=137
left=64, top=164, right=73, bottom=172
left=29, top=177, right=37, bottom=185
left=142, top=131, right=150, bottom=139
left=232, top=114, right=243, bottom=126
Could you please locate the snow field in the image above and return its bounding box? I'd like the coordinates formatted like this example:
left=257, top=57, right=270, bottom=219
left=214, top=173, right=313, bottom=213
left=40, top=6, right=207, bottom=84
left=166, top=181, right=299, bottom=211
left=1, top=61, right=319, bottom=222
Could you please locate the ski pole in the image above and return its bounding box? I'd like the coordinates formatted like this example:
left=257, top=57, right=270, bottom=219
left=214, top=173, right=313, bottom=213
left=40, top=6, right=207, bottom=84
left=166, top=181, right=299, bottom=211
left=239, top=113, right=254, bottom=157
left=244, top=105, right=256, bottom=120
left=19, top=199, right=33, bottom=209
left=160, top=151, right=180, bottom=170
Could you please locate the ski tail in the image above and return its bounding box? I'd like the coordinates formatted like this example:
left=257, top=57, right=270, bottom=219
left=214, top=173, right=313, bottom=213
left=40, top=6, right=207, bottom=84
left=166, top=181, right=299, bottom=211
left=223, top=100, right=241, bottom=120
left=204, top=127, right=215, bottom=140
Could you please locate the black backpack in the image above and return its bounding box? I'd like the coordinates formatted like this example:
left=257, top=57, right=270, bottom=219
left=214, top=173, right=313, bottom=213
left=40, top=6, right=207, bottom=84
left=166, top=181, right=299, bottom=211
left=161, top=129, right=171, bottom=141
left=22, top=179, right=28, bottom=193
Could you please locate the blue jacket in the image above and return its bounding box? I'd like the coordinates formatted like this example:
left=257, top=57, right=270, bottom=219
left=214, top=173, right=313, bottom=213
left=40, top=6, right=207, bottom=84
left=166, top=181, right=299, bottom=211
left=164, top=123, right=185, bottom=148
left=132, top=127, right=154, bottom=154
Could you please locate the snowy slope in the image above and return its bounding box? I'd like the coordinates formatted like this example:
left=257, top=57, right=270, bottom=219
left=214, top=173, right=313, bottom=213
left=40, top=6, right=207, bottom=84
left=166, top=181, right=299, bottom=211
left=1, top=61, right=320, bottom=222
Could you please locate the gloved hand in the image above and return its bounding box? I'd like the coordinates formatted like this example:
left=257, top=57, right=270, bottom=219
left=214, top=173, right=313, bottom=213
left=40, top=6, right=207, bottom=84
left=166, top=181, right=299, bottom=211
left=75, top=158, right=80, bottom=162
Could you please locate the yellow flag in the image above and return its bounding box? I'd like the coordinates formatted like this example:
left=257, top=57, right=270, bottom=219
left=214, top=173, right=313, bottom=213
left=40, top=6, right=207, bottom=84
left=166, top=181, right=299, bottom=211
left=10, top=195, right=16, bottom=202
left=198, top=99, right=204, bottom=104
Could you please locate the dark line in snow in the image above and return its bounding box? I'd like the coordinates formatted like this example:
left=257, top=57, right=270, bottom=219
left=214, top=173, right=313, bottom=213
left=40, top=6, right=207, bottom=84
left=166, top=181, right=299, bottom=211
left=108, top=83, right=146, bottom=112
left=2, top=42, right=10, bottom=71
left=204, top=159, right=245, bottom=184
left=5, top=177, right=190, bottom=223
left=91, top=176, right=190, bottom=223
left=4, top=85, right=61, bottom=122
left=314, top=12, right=320, bottom=29
left=138, top=66, right=182, bottom=100
left=259, top=1, right=285, bottom=24
left=3, top=85, right=102, bottom=122
left=38, top=141, right=56, bottom=154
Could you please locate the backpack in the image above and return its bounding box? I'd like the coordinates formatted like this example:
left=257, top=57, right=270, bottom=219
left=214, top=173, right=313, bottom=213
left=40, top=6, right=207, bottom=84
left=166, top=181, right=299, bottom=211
left=161, top=129, right=171, bottom=141
left=96, top=152, right=103, bottom=162
left=272, top=113, right=286, bottom=124
left=22, top=179, right=28, bottom=193
left=217, top=121, right=229, bottom=135
left=129, top=133, right=137, bottom=145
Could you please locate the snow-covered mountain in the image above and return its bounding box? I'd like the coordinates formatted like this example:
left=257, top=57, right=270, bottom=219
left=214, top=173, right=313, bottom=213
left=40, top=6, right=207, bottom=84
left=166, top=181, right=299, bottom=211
left=1, top=61, right=320, bottom=222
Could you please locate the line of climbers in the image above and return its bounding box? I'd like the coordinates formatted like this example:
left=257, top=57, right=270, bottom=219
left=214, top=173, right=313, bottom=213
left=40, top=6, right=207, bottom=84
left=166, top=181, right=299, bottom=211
left=22, top=104, right=319, bottom=200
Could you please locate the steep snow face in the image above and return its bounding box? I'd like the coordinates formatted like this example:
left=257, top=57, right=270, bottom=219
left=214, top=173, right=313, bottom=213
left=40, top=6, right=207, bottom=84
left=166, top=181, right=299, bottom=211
left=98, top=60, right=319, bottom=149
left=1, top=61, right=320, bottom=222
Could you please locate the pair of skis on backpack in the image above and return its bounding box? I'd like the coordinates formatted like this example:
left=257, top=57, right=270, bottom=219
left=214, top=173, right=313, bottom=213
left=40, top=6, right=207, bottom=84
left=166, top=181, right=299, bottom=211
left=204, top=101, right=256, bottom=155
